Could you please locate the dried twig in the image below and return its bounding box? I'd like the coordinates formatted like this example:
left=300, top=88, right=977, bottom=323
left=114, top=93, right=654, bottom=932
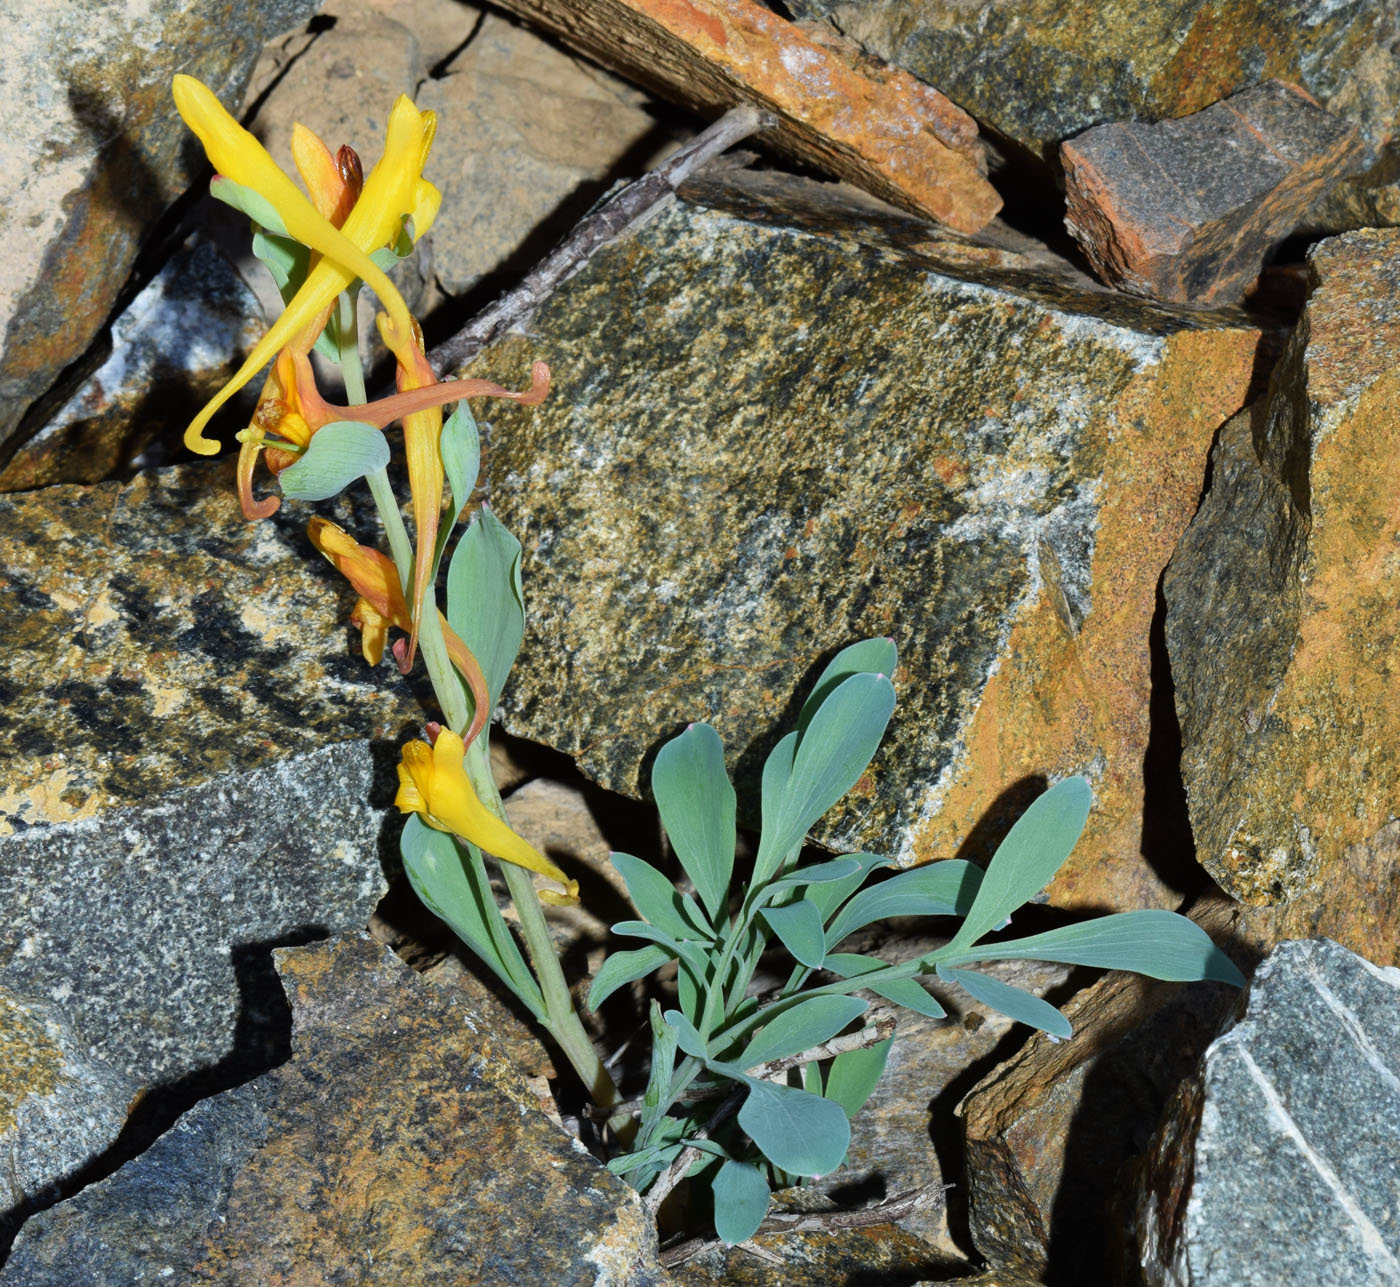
left=429, top=104, right=774, bottom=376
left=639, top=1013, right=897, bottom=1212
left=657, top=1180, right=952, bottom=1268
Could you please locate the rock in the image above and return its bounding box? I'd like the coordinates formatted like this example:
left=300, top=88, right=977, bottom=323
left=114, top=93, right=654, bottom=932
left=486, top=0, right=1001, bottom=233
left=1062, top=81, right=1368, bottom=307
left=0, top=990, right=137, bottom=1218
left=1164, top=228, right=1400, bottom=963
left=1, top=933, right=673, bottom=1286
left=0, top=461, right=421, bottom=1201
left=0, top=0, right=319, bottom=472
left=418, top=11, right=669, bottom=298
left=458, top=165, right=1262, bottom=914
left=1132, top=937, right=1400, bottom=1286
left=783, top=0, right=1400, bottom=175
left=955, top=900, right=1260, bottom=1281
left=0, top=239, right=264, bottom=492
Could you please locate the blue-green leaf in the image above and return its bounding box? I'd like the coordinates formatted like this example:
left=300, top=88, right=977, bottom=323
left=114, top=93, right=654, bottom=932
left=935, top=964, right=1070, bottom=1038
left=822, top=953, right=946, bottom=1019
left=944, top=777, right=1093, bottom=954
left=662, top=1008, right=710, bottom=1059
left=758, top=900, right=826, bottom=969
left=955, top=910, right=1245, bottom=985
left=276, top=421, right=388, bottom=501
left=796, top=638, right=898, bottom=738
left=824, top=860, right=983, bottom=947
left=739, top=1081, right=851, bottom=1177
left=738, top=994, right=868, bottom=1069
left=587, top=944, right=672, bottom=1010
left=641, top=1002, right=681, bottom=1138
left=209, top=175, right=289, bottom=235
left=713, top=1161, right=771, bottom=1245
left=611, top=852, right=700, bottom=940
left=400, top=815, right=544, bottom=1019
left=823, top=1037, right=893, bottom=1118
left=803, top=852, right=892, bottom=923
left=249, top=229, right=308, bottom=293
left=652, top=722, right=736, bottom=922
left=758, top=731, right=799, bottom=869
left=767, top=856, right=864, bottom=896
left=440, top=402, right=481, bottom=522
left=446, top=507, right=525, bottom=712
left=610, top=920, right=708, bottom=977
left=755, top=674, right=896, bottom=881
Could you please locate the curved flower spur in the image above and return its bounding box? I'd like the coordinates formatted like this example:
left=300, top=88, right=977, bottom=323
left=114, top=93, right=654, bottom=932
left=170, top=75, right=614, bottom=1103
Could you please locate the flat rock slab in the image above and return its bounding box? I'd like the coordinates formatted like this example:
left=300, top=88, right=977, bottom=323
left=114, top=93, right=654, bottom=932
left=487, top=0, right=1001, bottom=233
left=1164, top=228, right=1400, bottom=963
left=1063, top=80, right=1367, bottom=306
left=1, top=933, right=671, bottom=1286
left=464, top=167, right=1260, bottom=912
left=0, top=462, right=421, bottom=1201
left=784, top=0, right=1398, bottom=171
left=0, top=0, right=316, bottom=462
left=1133, top=937, right=1400, bottom=1286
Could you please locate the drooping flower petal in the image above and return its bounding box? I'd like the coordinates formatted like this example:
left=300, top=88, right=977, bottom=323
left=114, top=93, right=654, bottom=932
left=172, top=75, right=438, bottom=454
left=395, top=729, right=578, bottom=901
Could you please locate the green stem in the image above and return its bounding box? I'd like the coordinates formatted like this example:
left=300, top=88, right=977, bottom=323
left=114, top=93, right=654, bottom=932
left=336, top=288, right=368, bottom=405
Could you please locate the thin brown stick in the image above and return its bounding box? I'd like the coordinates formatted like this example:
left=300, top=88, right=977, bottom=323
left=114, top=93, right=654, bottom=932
left=429, top=105, right=774, bottom=375
left=640, top=1013, right=897, bottom=1212
left=658, top=1180, right=952, bottom=1268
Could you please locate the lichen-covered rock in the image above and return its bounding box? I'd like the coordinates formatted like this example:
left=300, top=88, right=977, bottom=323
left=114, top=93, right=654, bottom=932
left=784, top=0, right=1399, bottom=175
left=1, top=934, right=672, bottom=1286
left=0, top=239, right=263, bottom=492
left=0, top=0, right=318, bottom=467
left=1132, top=938, right=1400, bottom=1286
left=1062, top=81, right=1367, bottom=307
left=1164, top=229, right=1400, bottom=963
left=461, top=167, right=1261, bottom=913
left=0, top=461, right=420, bottom=1197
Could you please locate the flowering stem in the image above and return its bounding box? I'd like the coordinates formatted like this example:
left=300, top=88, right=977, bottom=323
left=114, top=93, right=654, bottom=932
left=335, top=288, right=367, bottom=405
left=364, top=467, right=416, bottom=598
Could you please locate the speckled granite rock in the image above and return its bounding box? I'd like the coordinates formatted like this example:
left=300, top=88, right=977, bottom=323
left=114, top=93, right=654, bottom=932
left=783, top=0, right=1400, bottom=174
left=0, top=460, right=421, bottom=1199
left=1132, top=938, right=1400, bottom=1287
left=1164, top=229, right=1400, bottom=962
left=955, top=901, right=1258, bottom=1281
left=0, top=0, right=318, bottom=468
left=1062, top=81, right=1367, bottom=307
left=462, top=166, right=1261, bottom=913
left=0, top=989, right=136, bottom=1217
left=1, top=934, right=672, bottom=1286
left=0, top=239, right=263, bottom=492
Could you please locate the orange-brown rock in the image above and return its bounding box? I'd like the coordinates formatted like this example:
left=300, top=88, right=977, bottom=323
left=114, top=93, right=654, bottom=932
left=484, top=0, right=1001, bottom=234
left=1062, top=81, right=1368, bottom=306
left=1164, top=227, right=1400, bottom=964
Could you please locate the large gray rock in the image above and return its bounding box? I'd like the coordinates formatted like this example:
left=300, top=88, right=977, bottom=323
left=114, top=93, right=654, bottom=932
left=0, top=0, right=320, bottom=470
left=1, top=934, right=670, bottom=1287
left=0, top=461, right=419, bottom=1205
left=459, top=166, right=1262, bottom=915
left=1133, top=938, right=1400, bottom=1286
left=1163, top=229, right=1400, bottom=966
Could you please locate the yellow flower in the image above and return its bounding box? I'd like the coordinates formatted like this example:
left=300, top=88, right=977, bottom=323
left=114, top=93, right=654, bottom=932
left=171, top=74, right=441, bottom=455
left=396, top=729, right=579, bottom=904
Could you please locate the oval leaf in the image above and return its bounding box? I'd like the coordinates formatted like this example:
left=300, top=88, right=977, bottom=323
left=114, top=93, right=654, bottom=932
left=610, top=920, right=708, bottom=977
left=945, top=777, right=1093, bottom=954
left=956, top=909, right=1245, bottom=985
left=823, top=1037, right=893, bottom=1118
left=611, top=852, right=700, bottom=939
left=277, top=420, right=389, bottom=501
left=738, top=994, right=868, bottom=1069
left=824, top=860, right=983, bottom=947
left=446, top=507, right=525, bottom=712
left=662, top=1008, right=710, bottom=1060
left=713, top=1161, right=771, bottom=1245
left=803, top=852, right=892, bottom=923
left=652, top=722, right=736, bottom=922
left=588, top=944, right=672, bottom=1010
left=767, top=856, right=864, bottom=895
left=758, top=900, right=826, bottom=969
left=739, top=1080, right=850, bottom=1177
left=755, top=674, right=896, bottom=881
left=796, top=637, right=898, bottom=737
left=441, top=402, right=481, bottom=521
left=935, top=964, right=1071, bottom=1038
